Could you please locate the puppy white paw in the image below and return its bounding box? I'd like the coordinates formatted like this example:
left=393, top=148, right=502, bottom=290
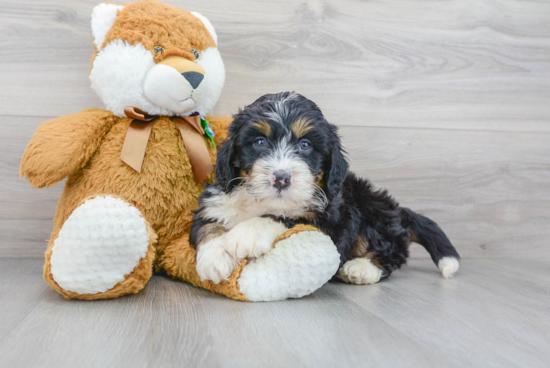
left=438, top=257, right=459, bottom=279
left=225, top=217, right=287, bottom=260
left=196, top=236, right=239, bottom=284
left=337, top=258, right=383, bottom=285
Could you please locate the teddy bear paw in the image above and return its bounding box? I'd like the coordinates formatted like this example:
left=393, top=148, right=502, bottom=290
left=49, top=196, right=152, bottom=295
left=237, top=228, right=340, bottom=301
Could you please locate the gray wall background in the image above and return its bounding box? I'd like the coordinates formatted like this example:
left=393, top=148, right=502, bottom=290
left=1, top=0, right=549, bottom=259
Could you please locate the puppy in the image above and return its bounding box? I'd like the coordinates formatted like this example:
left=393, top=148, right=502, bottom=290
left=190, top=92, right=460, bottom=284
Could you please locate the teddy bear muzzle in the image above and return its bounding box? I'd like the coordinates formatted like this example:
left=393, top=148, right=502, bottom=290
left=143, top=56, right=206, bottom=114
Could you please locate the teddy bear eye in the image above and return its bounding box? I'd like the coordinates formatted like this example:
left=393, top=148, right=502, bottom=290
left=154, top=46, right=164, bottom=54
left=190, top=48, right=200, bottom=60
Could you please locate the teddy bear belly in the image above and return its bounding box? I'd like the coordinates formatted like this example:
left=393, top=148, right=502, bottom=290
left=56, top=121, right=203, bottom=250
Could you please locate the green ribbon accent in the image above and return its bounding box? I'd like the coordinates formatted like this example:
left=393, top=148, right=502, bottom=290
left=201, top=117, right=216, bottom=149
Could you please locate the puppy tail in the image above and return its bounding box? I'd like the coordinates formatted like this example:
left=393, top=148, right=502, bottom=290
left=401, top=208, right=460, bottom=278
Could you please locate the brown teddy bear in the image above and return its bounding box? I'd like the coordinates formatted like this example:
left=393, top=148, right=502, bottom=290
left=20, top=0, right=339, bottom=301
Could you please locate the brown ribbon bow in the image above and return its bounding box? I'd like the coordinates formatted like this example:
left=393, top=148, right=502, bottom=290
left=120, top=106, right=213, bottom=183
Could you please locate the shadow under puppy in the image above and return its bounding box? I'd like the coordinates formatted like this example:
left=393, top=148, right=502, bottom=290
left=190, top=92, right=460, bottom=284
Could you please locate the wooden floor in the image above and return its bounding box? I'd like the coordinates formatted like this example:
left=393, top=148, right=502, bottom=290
left=0, top=257, right=548, bottom=368
left=1, top=1, right=549, bottom=367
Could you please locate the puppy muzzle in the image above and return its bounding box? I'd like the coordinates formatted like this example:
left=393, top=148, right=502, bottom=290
left=272, top=170, right=291, bottom=191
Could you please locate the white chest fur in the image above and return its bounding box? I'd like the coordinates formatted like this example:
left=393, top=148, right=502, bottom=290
left=201, top=186, right=310, bottom=229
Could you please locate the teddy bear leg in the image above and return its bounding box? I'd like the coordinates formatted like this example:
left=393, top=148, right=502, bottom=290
left=236, top=226, right=341, bottom=301
left=44, top=195, right=157, bottom=300
left=160, top=225, right=340, bottom=302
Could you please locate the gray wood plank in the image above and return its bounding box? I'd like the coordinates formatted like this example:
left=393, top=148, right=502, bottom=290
left=0, top=258, right=454, bottom=368
left=326, top=257, right=550, bottom=368
left=0, top=115, right=63, bottom=256
left=0, top=258, right=51, bottom=341
left=3, top=115, right=549, bottom=258
left=0, top=258, right=548, bottom=368
left=338, top=125, right=550, bottom=260
left=0, top=0, right=549, bottom=133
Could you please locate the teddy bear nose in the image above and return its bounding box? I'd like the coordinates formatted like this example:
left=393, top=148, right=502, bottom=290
left=181, top=71, right=204, bottom=89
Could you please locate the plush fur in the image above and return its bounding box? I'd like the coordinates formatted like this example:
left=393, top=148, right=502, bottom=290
left=20, top=1, right=339, bottom=301
left=90, top=1, right=224, bottom=117
left=191, top=92, right=460, bottom=284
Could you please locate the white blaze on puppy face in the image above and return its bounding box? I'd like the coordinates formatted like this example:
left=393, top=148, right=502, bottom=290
left=89, top=5, right=225, bottom=117
left=246, top=136, right=325, bottom=211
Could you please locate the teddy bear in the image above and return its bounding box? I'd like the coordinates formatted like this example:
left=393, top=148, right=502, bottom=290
left=20, top=0, right=340, bottom=301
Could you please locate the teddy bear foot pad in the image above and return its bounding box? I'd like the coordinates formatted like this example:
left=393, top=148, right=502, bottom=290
left=49, top=196, right=154, bottom=296
left=237, top=229, right=340, bottom=302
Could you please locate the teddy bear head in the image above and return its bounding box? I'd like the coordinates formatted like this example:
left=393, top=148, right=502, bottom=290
left=90, top=0, right=224, bottom=117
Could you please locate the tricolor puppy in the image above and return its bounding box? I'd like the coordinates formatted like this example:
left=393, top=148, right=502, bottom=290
left=190, top=92, right=460, bottom=284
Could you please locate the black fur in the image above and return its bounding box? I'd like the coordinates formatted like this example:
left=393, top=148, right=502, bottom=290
left=214, top=92, right=337, bottom=193
left=400, top=208, right=460, bottom=265
left=194, top=92, right=460, bottom=279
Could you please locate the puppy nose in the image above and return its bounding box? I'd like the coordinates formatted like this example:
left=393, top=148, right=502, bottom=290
left=272, top=170, right=291, bottom=190
left=182, top=71, right=204, bottom=89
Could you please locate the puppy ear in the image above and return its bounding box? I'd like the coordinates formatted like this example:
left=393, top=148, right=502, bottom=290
left=324, top=125, right=349, bottom=199
left=215, top=140, right=238, bottom=191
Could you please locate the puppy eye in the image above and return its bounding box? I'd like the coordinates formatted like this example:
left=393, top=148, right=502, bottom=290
left=299, top=140, right=311, bottom=151
left=191, top=48, right=200, bottom=60
left=154, top=46, right=164, bottom=54
left=253, top=138, right=266, bottom=149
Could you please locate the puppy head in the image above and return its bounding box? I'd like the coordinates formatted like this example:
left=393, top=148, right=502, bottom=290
left=216, top=92, right=348, bottom=210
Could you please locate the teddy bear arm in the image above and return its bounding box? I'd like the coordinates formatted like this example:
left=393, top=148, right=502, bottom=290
left=20, top=108, right=116, bottom=188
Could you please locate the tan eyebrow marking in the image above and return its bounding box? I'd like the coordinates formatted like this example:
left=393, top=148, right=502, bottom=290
left=291, top=118, right=314, bottom=138
left=251, top=120, right=272, bottom=136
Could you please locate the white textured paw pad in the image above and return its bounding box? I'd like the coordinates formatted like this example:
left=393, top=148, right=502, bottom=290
left=50, top=196, right=150, bottom=295
left=237, top=231, right=340, bottom=302
left=337, top=258, right=383, bottom=285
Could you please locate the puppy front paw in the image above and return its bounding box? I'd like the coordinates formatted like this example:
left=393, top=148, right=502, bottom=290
left=196, top=236, right=240, bottom=284
left=225, top=217, right=287, bottom=260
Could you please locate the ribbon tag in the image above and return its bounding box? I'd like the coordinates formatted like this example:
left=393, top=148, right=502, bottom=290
left=173, top=116, right=213, bottom=183
left=120, top=106, right=158, bottom=172
left=123, top=106, right=156, bottom=121
left=120, top=107, right=213, bottom=182
left=180, top=114, right=205, bottom=135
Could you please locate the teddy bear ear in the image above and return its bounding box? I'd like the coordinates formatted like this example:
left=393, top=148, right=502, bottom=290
left=191, top=12, right=218, bottom=45
left=91, top=3, right=125, bottom=49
